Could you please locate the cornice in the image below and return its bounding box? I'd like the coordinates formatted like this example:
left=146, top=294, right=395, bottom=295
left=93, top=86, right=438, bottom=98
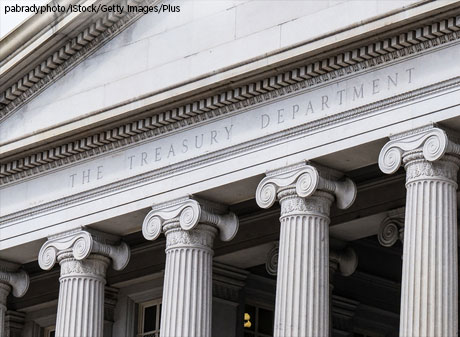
left=0, top=0, right=159, bottom=118
left=1, top=15, right=459, bottom=184
left=1, top=75, right=459, bottom=225
left=0, top=16, right=459, bottom=225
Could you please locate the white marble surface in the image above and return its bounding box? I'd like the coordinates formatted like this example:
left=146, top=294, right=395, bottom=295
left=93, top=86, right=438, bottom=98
left=0, top=0, right=426, bottom=149
left=1, top=4, right=460, bottom=259
left=255, top=163, right=357, bottom=337
left=379, top=127, right=460, bottom=337
left=2, top=43, right=458, bottom=217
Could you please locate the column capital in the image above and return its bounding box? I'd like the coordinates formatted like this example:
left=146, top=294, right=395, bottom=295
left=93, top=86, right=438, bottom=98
left=377, top=207, right=405, bottom=247
left=265, top=241, right=279, bottom=276
left=0, top=260, right=29, bottom=298
left=142, top=196, right=239, bottom=242
left=265, top=243, right=358, bottom=277
left=379, top=125, right=460, bottom=174
left=38, top=228, right=130, bottom=271
left=255, top=162, right=356, bottom=210
left=329, top=247, right=358, bottom=277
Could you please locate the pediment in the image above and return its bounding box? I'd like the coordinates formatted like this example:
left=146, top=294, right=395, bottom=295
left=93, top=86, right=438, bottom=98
left=0, top=0, right=161, bottom=151
left=1, top=11, right=459, bottom=182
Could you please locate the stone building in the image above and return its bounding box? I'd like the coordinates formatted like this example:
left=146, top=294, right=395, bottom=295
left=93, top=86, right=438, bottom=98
left=1, top=1, right=460, bottom=336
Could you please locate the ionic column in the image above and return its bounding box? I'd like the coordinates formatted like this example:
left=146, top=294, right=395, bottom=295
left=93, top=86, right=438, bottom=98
left=38, top=229, right=130, bottom=337
left=0, top=261, right=29, bottom=337
left=142, top=197, right=239, bottom=337
left=379, top=126, right=460, bottom=337
left=256, top=163, right=357, bottom=337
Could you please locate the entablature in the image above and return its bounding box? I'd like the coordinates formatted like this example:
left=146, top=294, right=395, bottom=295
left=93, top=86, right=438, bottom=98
left=1, top=1, right=459, bottom=157
left=1, top=8, right=460, bottom=261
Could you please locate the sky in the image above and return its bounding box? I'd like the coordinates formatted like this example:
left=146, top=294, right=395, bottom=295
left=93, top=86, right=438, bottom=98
left=1, top=0, right=49, bottom=39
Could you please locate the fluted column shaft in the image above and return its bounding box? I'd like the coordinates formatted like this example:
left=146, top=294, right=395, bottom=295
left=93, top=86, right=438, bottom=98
left=400, top=154, right=459, bottom=337
left=378, top=126, right=460, bottom=337
left=160, top=222, right=216, bottom=337
left=275, top=188, right=332, bottom=337
left=55, top=254, right=109, bottom=337
left=142, top=197, right=239, bottom=337
left=0, top=283, right=9, bottom=337
left=256, top=163, right=356, bottom=337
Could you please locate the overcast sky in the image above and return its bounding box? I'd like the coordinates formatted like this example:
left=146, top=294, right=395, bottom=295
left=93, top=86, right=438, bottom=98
left=1, top=0, right=49, bottom=38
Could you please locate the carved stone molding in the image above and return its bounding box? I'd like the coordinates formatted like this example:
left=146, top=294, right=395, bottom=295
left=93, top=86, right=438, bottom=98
left=39, top=229, right=129, bottom=337
left=378, top=208, right=405, bottom=247
left=0, top=261, right=29, bottom=298
left=0, top=261, right=29, bottom=337
left=4, top=311, right=25, bottom=337
left=329, top=247, right=358, bottom=278
left=104, top=286, right=119, bottom=323
left=266, top=244, right=358, bottom=278
left=378, top=125, right=460, bottom=175
left=213, top=262, right=248, bottom=302
left=146, top=197, right=238, bottom=337
left=257, top=163, right=357, bottom=337
left=256, top=162, right=356, bottom=211
left=0, top=0, right=159, bottom=118
left=380, top=125, right=460, bottom=336
left=38, top=228, right=130, bottom=272
left=1, top=15, right=459, bottom=184
left=331, top=296, right=360, bottom=335
left=142, top=196, right=239, bottom=243
left=265, top=242, right=279, bottom=276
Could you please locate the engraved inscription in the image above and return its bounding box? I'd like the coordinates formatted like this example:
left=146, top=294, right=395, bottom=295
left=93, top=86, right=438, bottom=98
left=1, top=53, right=427, bottom=216
left=260, top=67, right=414, bottom=130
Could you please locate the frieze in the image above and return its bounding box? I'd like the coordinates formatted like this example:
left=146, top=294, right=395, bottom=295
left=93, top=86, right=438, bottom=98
left=1, top=37, right=460, bottom=221
left=1, top=15, right=459, bottom=182
left=1, top=75, right=459, bottom=223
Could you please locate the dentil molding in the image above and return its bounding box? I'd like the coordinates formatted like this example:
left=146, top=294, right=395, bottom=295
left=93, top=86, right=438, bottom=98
left=1, top=15, right=459, bottom=183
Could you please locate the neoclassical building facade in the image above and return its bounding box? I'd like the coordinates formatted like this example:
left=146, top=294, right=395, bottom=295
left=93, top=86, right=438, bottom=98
left=1, top=1, right=460, bottom=337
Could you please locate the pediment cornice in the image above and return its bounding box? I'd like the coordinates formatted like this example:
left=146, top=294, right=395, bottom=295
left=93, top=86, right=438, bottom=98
left=0, top=0, right=158, bottom=120
left=0, top=14, right=459, bottom=187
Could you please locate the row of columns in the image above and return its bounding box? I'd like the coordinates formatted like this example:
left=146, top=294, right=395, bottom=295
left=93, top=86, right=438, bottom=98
left=0, top=125, right=458, bottom=337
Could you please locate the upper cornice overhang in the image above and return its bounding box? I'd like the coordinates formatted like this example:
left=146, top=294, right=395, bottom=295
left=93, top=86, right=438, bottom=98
left=1, top=0, right=460, bottom=161
left=1, top=10, right=460, bottom=185
left=0, top=0, right=158, bottom=118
